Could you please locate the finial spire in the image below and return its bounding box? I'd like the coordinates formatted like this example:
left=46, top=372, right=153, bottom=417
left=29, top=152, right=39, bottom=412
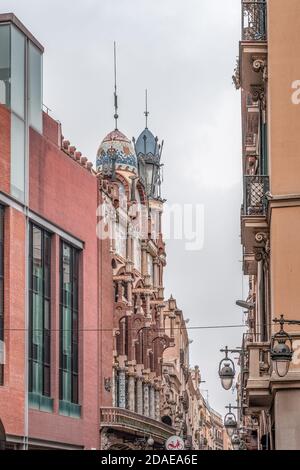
left=144, top=89, right=149, bottom=129
left=113, top=41, right=119, bottom=130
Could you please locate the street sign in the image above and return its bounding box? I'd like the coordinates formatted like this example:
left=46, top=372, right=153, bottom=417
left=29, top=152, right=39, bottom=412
left=165, top=436, right=185, bottom=451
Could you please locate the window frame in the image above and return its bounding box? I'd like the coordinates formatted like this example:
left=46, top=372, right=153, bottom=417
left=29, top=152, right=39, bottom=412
left=28, top=223, right=52, bottom=399
left=59, top=240, right=80, bottom=408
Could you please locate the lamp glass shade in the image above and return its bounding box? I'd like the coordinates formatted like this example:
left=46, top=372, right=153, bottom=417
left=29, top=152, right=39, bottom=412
left=231, top=435, right=240, bottom=451
left=221, top=376, right=233, bottom=391
left=275, top=359, right=290, bottom=378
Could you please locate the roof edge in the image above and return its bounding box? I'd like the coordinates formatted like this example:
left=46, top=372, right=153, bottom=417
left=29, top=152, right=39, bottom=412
left=0, top=13, right=44, bottom=53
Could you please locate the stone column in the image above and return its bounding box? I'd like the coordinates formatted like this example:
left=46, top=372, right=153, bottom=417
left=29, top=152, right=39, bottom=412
left=112, top=367, right=117, bottom=407
left=143, top=383, right=150, bottom=417
left=128, top=374, right=136, bottom=412
left=153, top=258, right=160, bottom=288
left=141, top=243, right=147, bottom=276
left=149, top=386, right=155, bottom=419
left=118, top=369, right=126, bottom=409
left=155, top=389, right=161, bottom=421
left=136, top=378, right=143, bottom=415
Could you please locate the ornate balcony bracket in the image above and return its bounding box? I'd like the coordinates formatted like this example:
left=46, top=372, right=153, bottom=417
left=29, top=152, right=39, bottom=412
left=254, top=231, right=270, bottom=264
left=250, top=85, right=266, bottom=110
left=252, top=57, right=267, bottom=79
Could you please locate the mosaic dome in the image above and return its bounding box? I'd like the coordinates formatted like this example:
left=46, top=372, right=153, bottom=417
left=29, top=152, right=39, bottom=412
left=96, top=129, right=138, bottom=174
left=135, top=128, right=160, bottom=165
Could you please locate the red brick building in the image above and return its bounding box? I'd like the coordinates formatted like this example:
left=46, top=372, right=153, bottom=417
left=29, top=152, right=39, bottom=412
left=0, top=13, right=113, bottom=449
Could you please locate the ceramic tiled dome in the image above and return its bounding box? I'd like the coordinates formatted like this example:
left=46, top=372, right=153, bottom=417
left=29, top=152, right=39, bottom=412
left=96, top=129, right=138, bottom=174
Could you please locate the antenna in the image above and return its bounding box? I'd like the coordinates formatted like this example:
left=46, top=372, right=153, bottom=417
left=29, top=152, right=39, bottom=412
left=144, top=89, right=149, bottom=129
left=113, top=42, right=119, bottom=130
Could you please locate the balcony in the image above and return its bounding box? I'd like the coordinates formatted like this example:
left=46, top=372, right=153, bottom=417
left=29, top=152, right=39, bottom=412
left=100, top=407, right=176, bottom=444
left=241, top=176, right=269, bottom=275
left=239, top=2, right=267, bottom=93
left=243, top=175, right=269, bottom=217
left=242, top=1, right=267, bottom=42
left=244, top=342, right=271, bottom=411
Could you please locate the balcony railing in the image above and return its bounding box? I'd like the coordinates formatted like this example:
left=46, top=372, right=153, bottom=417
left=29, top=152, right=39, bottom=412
left=242, top=1, right=267, bottom=41
left=100, top=407, right=175, bottom=443
left=243, top=175, right=269, bottom=216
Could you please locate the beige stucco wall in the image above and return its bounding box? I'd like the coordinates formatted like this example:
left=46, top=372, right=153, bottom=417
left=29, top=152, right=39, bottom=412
left=275, top=390, right=300, bottom=449
left=268, top=0, right=300, bottom=195
left=270, top=206, right=300, bottom=325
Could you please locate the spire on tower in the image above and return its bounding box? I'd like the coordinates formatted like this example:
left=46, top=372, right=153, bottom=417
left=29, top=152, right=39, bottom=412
left=113, top=41, right=119, bottom=130
left=144, top=89, right=149, bottom=129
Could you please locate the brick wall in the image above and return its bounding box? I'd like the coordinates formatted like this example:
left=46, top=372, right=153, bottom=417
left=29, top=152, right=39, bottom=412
left=0, top=104, right=10, bottom=194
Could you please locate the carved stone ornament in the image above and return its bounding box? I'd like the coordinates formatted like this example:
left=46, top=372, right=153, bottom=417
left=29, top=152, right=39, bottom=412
left=252, top=57, right=268, bottom=81
left=250, top=85, right=267, bottom=112
left=104, top=377, right=112, bottom=392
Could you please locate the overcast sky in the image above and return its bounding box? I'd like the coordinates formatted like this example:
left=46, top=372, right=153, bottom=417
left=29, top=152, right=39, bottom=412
left=3, top=0, right=246, bottom=415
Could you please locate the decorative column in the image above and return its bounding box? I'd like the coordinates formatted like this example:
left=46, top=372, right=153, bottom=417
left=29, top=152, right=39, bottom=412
left=143, top=383, right=150, bottom=417
left=153, top=258, right=160, bottom=288
left=155, top=389, right=161, bottom=421
left=128, top=373, right=136, bottom=412
left=149, top=386, right=155, bottom=419
left=136, top=378, right=143, bottom=415
left=118, top=369, right=126, bottom=409
left=112, top=367, right=117, bottom=407
left=141, top=242, right=148, bottom=276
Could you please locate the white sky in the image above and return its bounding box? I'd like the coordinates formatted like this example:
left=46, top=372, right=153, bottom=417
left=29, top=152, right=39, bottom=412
left=2, top=0, right=246, bottom=415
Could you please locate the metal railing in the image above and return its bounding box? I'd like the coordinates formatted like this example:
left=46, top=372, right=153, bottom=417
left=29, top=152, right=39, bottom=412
left=100, top=407, right=175, bottom=442
left=243, top=175, right=269, bottom=216
left=242, top=1, right=267, bottom=41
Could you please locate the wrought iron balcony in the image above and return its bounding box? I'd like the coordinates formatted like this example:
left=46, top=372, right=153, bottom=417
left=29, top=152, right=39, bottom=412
left=100, top=407, right=175, bottom=443
left=242, top=1, right=267, bottom=41
left=243, top=175, right=269, bottom=216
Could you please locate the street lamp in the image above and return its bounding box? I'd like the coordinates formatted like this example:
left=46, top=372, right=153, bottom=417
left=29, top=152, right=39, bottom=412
left=147, top=436, right=154, bottom=448
left=231, top=434, right=241, bottom=451
left=224, top=405, right=238, bottom=438
left=219, top=347, right=236, bottom=390
left=271, top=315, right=293, bottom=378
left=236, top=300, right=255, bottom=310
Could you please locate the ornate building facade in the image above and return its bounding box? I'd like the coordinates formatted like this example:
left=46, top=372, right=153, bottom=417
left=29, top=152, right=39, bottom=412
left=235, top=0, right=300, bottom=450
left=97, top=117, right=179, bottom=449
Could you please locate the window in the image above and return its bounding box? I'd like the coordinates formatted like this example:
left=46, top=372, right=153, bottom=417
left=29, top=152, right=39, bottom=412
left=0, top=24, right=43, bottom=202
left=59, top=241, right=81, bottom=418
left=0, top=206, right=4, bottom=386
left=29, top=224, right=52, bottom=411
left=0, top=26, right=10, bottom=107
left=11, top=113, right=25, bottom=201
left=11, top=25, right=25, bottom=119
left=28, top=43, right=42, bottom=133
